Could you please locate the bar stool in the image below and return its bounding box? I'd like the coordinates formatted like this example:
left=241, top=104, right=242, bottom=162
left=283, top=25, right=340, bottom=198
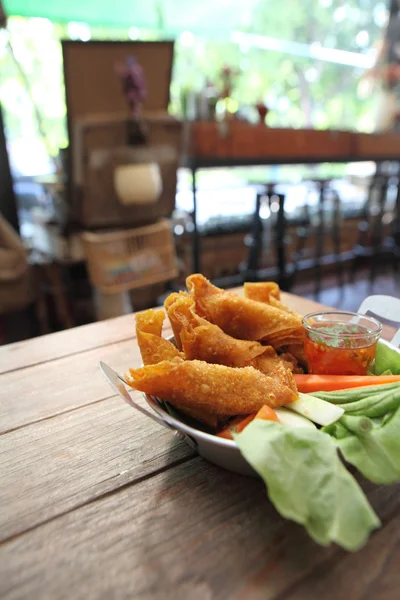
left=244, top=184, right=289, bottom=290
left=291, top=179, right=344, bottom=297
left=351, top=164, right=400, bottom=285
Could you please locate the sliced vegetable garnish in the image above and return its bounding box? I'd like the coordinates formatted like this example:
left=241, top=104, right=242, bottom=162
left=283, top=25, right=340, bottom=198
left=255, top=405, right=280, bottom=423
left=310, top=382, right=400, bottom=417
left=273, top=407, right=316, bottom=428
left=287, top=392, right=344, bottom=426
left=324, top=405, right=400, bottom=485
left=217, top=414, right=256, bottom=440
left=310, top=381, right=400, bottom=402
left=294, top=374, right=400, bottom=393
left=235, top=419, right=380, bottom=551
left=217, top=405, right=281, bottom=439
left=374, top=339, right=400, bottom=375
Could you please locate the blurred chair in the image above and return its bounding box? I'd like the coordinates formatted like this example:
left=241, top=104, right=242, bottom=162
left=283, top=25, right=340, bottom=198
left=291, top=179, right=344, bottom=297
left=351, top=163, right=400, bottom=285
left=244, top=178, right=344, bottom=295
left=244, top=184, right=289, bottom=290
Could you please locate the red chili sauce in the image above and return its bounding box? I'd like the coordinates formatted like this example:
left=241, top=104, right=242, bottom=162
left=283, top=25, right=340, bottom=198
left=304, top=322, right=378, bottom=375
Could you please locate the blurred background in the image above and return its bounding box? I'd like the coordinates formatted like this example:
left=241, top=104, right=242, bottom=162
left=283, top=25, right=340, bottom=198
left=0, top=0, right=399, bottom=343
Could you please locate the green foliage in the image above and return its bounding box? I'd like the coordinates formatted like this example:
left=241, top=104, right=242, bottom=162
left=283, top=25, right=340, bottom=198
left=0, top=1, right=386, bottom=167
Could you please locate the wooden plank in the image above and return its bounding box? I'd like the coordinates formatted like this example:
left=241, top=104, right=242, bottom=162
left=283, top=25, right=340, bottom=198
left=0, top=328, right=167, bottom=434
left=282, top=292, right=328, bottom=314
left=0, top=397, right=195, bottom=542
left=0, top=313, right=140, bottom=375
left=190, top=124, right=354, bottom=160
left=0, top=289, right=325, bottom=376
left=0, top=456, right=399, bottom=600
left=355, top=132, right=400, bottom=160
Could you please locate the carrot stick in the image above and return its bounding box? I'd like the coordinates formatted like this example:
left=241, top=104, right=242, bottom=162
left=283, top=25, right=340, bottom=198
left=294, top=374, right=400, bottom=393
left=217, top=414, right=256, bottom=439
left=255, top=405, right=280, bottom=422
left=217, top=405, right=279, bottom=439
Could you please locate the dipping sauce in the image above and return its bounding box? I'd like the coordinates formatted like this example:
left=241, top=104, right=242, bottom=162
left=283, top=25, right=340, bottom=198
left=302, top=312, right=382, bottom=375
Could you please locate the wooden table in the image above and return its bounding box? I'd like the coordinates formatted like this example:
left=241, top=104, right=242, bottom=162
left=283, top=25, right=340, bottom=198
left=1, top=292, right=399, bottom=600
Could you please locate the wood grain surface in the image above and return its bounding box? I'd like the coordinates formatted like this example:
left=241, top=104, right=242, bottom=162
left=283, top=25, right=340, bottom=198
left=0, top=312, right=155, bottom=375
left=0, top=397, right=195, bottom=541
left=1, top=458, right=399, bottom=600
left=1, top=290, right=398, bottom=600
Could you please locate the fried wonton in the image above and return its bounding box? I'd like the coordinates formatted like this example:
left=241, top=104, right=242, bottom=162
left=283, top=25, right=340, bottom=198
left=244, top=281, right=280, bottom=302
left=126, top=357, right=297, bottom=415
left=186, top=274, right=303, bottom=348
left=164, top=291, right=191, bottom=350
left=279, top=344, right=308, bottom=369
left=247, top=344, right=299, bottom=391
left=251, top=345, right=292, bottom=374
left=168, top=293, right=266, bottom=367
left=278, top=352, right=304, bottom=374
left=135, top=309, right=183, bottom=365
left=244, top=281, right=296, bottom=314
left=253, top=358, right=297, bottom=391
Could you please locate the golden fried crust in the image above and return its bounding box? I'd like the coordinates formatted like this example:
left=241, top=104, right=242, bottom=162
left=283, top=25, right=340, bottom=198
left=244, top=281, right=280, bottom=302
left=244, top=282, right=296, bottom=314
left=279, top=344, right=308, bottom=369
left=255, top=359, right=297, bottom=393
left=135, top=309, right=183, bottom=365
left=181, top=324, right=266, bottom=366
left=164, top=291, right=191, bottom=350
left=168, top=293, right=266, bottom=366
left=248, top=344, right=298, bottom=392
left=251, top=348, right=292, bottom=374
left=136, top=309, right=165, bottom=336
left=126, top=358, right=297, bottom=414
left=277, top=352, right=303, bottom=374
left=186, top=274, right=303, bottom=347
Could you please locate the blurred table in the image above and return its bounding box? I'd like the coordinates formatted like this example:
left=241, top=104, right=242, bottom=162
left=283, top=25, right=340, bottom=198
left=0, top=290, right=398, bottom=600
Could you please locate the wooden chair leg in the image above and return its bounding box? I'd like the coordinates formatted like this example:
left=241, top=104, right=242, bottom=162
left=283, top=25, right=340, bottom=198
left=332, top=191, right=344, bottom=289
left=370, top=176, right=389, bottom=286
left=275, top=193, right=288, bottom=290
left=245, top=191, right=264, bottom=282
left=314, top=182, right=326, bottom=297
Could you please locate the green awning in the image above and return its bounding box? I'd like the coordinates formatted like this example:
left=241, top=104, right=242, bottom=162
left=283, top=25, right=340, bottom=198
left=3, top=0, right=157, bottom=29
left=3, top=0, right=259, bottom=34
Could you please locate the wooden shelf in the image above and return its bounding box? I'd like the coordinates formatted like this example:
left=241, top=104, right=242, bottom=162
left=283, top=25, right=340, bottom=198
left=186, top=122, right=400, bottom=164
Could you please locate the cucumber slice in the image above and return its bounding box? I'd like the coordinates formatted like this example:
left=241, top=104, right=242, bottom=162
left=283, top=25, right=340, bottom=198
left=286, top=393, right=344, bottom=426
left=274, top=407, right=316, bottom=428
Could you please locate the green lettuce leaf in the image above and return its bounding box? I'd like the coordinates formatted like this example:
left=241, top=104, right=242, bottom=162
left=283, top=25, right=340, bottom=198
left=374, top=339, right=400, bottom=376
left=235, top=419, right=380, bottom=552
left=324, top=405, right=400, bottom=484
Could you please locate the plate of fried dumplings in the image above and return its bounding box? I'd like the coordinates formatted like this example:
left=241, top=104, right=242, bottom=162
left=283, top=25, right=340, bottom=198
left=122, top=274, right=306, bottom=475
